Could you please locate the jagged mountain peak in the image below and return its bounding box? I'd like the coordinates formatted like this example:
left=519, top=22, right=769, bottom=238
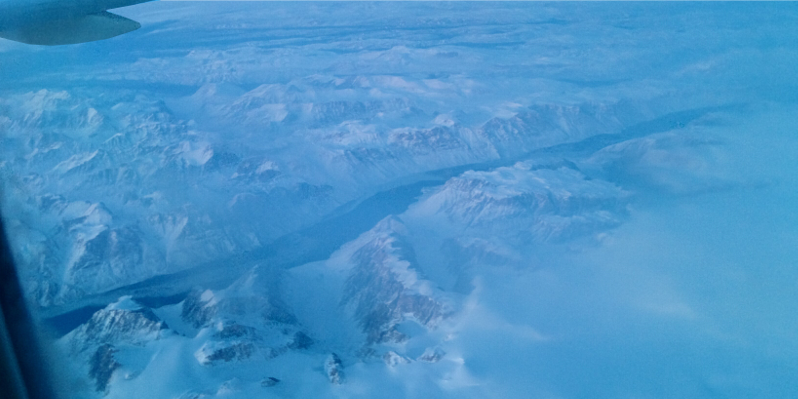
left=404, top=164, right=629, bottom=243
left=334, top=216, right=453, bottom=344
left=181, top=266, right=298, bottom=331
left=66, top=296, right=169, bottom=352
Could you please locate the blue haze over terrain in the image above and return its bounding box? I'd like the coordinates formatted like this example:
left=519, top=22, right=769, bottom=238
left=1, top=2, right=798, bottom=398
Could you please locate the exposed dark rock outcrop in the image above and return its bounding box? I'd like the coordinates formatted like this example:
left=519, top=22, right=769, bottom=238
left=325, top=353, right=344, bottom=384
left=261, top=377, right=281, bottom=387
left=209, top=342, right=256, bottom=362
left=418, top=347, right=446, bottom=363
left=342, top=217, right=450, bottom=344
left=181, top=289, right=218, bottom=329
left=71, top=298, right=168, bottom=352
left=89, top=344, right=119, bottom=394
left=288, top=331, right=313, bottom=350
left=383, top=350, right=411, bottom=366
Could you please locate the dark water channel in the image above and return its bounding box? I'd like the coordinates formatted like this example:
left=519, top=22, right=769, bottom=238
left=40, top=105, right=726, bottom=337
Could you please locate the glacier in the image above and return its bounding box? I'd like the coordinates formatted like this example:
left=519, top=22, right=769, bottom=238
left=2, top=2, right=798, bottom=399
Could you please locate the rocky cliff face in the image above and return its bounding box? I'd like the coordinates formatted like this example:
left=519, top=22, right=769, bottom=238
left=324, top=353, right=345, bottom=384
left=67, top=296, right=169, bottom=351
left=0, top=83, right=632, bottom=309
left=405, top=164, right=629, bottom=244
left=182, top=267, right=309, bottom=366
left=61, top=297, right=169, bottom=395
left=340, top=217, right=452, bottom=344
left=181, top=266, right=298, bottom=329
left=477, top=103, right=625, bottom=157
left=59, top=268, right=315, bottom=397
left=89, top=344, right=120, bottom=394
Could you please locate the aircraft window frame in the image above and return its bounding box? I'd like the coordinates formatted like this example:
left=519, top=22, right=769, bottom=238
left=0, top=216, right=56, bottom=399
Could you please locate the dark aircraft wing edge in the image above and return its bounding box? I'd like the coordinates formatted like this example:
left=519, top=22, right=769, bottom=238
left=0, top=215, right=58, bottom=399
left=0, top=11, right=141, bottom=45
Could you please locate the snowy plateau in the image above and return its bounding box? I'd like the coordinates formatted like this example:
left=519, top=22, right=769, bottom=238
left=2, top=2, right=798, bottom=399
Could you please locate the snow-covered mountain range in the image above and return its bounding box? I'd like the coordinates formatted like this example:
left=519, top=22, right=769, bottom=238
left=2, top=2, right=798, bottom=399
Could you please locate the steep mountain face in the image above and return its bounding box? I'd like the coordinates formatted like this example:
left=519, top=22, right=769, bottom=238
left=179, top=267, right=308, bottom=367
left=324, top=353, right=345, bottom=385
left=70, top=299, right=168, bottom=351
left=404, top=164, right=629, bottom=245
left=180, top=267, right=298, bottom=330
left=477, top=103, right=626, bottom=157
left=0, top=84, right=631, bottom=308
left=0, top=90, right=262, bottom=306
left=89, top=344, right=120, bottom=394
left=339, top=217, right=453, bottom=344
left=58, top=268, right=313, bottom=398
left=60, top=297, right=170, bottom=395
